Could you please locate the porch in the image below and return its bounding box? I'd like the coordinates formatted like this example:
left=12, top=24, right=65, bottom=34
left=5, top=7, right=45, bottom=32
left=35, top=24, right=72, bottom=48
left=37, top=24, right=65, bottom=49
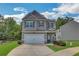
left=45, top=32, right=56, bottom=43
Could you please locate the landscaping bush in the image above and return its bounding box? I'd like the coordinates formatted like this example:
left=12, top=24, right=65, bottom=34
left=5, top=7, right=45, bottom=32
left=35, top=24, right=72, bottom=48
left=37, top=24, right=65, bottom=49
left=53, top=40, right=66, bottom=46
left=17, top=40, right=23, bottom=45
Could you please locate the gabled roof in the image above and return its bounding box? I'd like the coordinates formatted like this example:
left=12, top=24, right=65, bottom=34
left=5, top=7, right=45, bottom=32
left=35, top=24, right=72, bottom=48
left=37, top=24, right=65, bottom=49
left=59, top=20, right=79, bottom=29
left=22, top=10, right=46, bottom=20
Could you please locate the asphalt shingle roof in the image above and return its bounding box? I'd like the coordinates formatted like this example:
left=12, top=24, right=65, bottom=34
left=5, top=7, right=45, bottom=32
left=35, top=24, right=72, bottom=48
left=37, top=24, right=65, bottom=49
left=22, top=10, right=46, bottom=20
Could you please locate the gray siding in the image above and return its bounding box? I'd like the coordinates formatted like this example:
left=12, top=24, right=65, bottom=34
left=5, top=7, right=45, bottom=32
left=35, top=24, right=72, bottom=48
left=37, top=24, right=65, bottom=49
left=57, top=21, right=79, bottom=40
left=56, top=30, right=61, bottom=41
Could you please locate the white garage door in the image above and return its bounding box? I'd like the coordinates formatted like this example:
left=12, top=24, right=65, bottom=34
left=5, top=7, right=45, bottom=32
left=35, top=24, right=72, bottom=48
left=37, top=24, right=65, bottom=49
left=23, top=34, right=45, bottom=44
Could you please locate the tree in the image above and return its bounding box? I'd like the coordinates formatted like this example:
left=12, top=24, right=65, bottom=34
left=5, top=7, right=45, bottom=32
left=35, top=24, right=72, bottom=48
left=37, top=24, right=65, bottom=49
left=56, top=16, right=74, bottom=29
left=0, top=15, right=6, bottom=41
left=4, top=17, right=21, bottom=40
left=0, top=15, right=5, bottom=33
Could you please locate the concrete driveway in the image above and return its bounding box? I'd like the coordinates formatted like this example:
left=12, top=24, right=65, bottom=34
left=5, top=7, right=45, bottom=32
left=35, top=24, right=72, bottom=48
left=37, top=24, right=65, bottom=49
left=8, top=44, right=54, bottom=56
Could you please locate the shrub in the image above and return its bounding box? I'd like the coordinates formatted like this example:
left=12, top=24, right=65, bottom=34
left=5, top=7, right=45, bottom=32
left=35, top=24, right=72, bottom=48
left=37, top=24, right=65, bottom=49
left=53, top=40, right=66, bottom=46
left=17, top=40, right=23, bottom=45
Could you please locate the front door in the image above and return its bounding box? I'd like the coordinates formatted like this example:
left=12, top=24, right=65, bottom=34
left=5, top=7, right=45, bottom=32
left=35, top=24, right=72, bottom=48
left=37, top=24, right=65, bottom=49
left=47, top=34, right=51, bottom=43
left=47, top=34, right=55, bottom=43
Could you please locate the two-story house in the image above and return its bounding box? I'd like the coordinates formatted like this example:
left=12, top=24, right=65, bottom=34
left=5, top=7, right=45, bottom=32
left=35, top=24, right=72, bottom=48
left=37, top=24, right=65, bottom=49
left=22, top=10, right=56, bottom=44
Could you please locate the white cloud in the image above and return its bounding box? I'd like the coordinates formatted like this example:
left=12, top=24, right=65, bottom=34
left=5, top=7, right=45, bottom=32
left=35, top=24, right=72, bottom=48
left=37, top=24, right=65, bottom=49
left=42, top=11, right=79, bottom=23
left=4, top=4, right=79, bottom=24
left=41, top=11, right=55, bottom=19
left=14, top=7, right=28, bottom=13
left=10, top=7, right=28, bottom=24
left=53, top=4, right=79, bottom=14
left=41, top=11, right=64, bottom=19
left=41, top=3, right=79, bottom=20
left=74, top=16, right=79, bottom=22
left=4, top=13, right=26, bottom=24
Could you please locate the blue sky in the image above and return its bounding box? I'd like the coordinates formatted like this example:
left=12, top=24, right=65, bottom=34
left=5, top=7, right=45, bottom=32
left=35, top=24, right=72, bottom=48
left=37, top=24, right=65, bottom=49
left=0, top=3, right=79, bottom=23
left=0, top=3, right=59, bottom=15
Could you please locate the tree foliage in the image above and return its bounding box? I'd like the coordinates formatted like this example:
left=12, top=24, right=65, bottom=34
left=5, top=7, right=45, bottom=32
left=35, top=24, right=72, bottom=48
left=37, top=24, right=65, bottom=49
left=4, top=17, right=21, bottom=40
left=56, top=16, right=74, bottom=29
left=0, top=15, right=5, bottom=33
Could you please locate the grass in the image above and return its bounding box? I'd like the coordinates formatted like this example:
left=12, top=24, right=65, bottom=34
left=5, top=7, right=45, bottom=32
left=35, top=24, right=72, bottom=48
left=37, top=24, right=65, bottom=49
left=0, top=41, right=19, bottom=56
left=47, top=40, right=79, bottom=52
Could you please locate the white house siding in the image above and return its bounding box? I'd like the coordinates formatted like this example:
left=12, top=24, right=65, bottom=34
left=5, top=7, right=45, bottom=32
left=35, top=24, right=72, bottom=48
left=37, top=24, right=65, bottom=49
left=57, top=21, right=79, bottom=40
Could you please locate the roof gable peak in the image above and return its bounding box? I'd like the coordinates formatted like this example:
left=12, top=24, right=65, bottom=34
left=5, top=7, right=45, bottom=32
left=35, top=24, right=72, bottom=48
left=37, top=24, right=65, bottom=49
left=22, top=10, right=46, bottom=20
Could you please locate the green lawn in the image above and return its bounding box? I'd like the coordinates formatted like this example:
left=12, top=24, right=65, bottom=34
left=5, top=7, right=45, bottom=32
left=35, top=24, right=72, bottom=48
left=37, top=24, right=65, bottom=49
left=0, top=41, right=19, bottom=56
left=47, top=40, right=79, bottom=52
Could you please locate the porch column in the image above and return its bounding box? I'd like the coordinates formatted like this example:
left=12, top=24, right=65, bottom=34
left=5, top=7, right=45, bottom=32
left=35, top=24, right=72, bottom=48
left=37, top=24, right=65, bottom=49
left=44, top=34, right=47, bottom=43
left=35, top=21, right=37, bottom=30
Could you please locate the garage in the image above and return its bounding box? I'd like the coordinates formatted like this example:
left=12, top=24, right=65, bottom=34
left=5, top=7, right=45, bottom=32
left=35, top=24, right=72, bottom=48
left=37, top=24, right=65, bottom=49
left=23, top=34, right=45, bottom=44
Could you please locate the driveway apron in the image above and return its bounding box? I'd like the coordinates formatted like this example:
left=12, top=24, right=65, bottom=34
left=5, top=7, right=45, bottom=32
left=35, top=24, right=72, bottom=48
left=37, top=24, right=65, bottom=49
left=8, top=44, right=54, bottom=56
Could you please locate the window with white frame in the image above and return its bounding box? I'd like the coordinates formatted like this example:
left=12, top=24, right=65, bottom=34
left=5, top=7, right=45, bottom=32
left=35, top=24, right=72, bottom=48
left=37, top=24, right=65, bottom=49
left=39, top=21, right=44, bottom=27
left=25, top=21, right=35, bottom=28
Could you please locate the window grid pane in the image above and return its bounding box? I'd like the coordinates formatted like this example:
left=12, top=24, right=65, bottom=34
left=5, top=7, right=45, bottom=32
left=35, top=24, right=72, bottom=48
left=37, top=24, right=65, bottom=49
left=26, top=21, right=35, bottom=28
left=26, top=21, right=29, bottom=27
left=51, top=23, right=53, bottom=28
left=39, top=21, right=44, bottom=27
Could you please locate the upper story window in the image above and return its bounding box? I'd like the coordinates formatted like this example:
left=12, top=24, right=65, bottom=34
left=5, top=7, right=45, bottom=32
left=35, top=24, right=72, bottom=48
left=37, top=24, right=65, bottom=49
left=25, top=21, right=35, bottom=28
left=39, top=21, right=44, bottom=27
left=50, top=22, right=54, bottom=28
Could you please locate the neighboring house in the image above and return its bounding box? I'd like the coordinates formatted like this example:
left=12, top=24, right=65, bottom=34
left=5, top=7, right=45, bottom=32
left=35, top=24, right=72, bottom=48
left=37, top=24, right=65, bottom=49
left=56, top=21, right=79, bottom=41
left=22, top=10, right=56, bottom=44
